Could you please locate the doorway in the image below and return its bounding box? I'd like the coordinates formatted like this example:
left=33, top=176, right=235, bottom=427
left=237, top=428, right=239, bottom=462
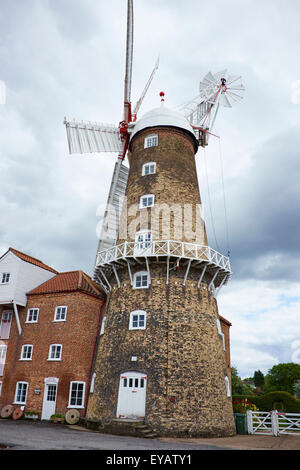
left=116, top=372, right=147, bottom=419
left=41, top=381, right=58, bottom=420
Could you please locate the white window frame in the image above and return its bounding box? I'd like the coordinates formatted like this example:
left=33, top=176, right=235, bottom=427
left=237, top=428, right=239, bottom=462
left=0, top=311, right=12, bottom=339
left=225, top=376, right=231, bottom=397
left=0, top=381, right=2, bottom=396
left=68, top=381, right=86, bottom=408
left=142, top=162, right=156, bottom=176
left=48, top=344, right=62, bottom=361
left=140, top=194, right=155, bottom=209
left=216, top=318, right=225, bottom=350
left=0, top=345, right=7, bottom=376
left=1, top=272, right=10, bottom=284
left=54, top=306, right=67, bottom=322
left=14, top=381, right=28, bottom=404
left=20, top=344, right=33, bottom=361
left=26, top=308, right=39, bottom=323
left=144, top=134, right=158, bottom=148
left=133, top=271, right=150, bottom=289
left=135, top=231, right=152, bottom=251
left=129, top=310, right=147, bottom=330
left=100, top=316, right=106, bottom=335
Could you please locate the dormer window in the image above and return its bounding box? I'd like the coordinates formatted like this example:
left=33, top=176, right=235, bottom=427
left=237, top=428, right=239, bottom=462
left=144, top=134, right=158, bottom=148
left=142, top=162, right=156, bottom=176
left=1, top=273, right=10, bottom=284
left=140, top=194, right=155, bottom=209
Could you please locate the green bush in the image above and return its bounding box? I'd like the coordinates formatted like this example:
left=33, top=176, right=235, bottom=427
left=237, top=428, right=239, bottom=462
left=233, top=391, right=300, bottom=413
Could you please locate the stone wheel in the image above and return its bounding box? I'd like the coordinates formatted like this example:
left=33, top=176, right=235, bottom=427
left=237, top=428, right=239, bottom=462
left=0, top=404, right=14, bottom=419
left=12, top=407, right=23, bottom=420
left=65, top=409, right=80, bottom=425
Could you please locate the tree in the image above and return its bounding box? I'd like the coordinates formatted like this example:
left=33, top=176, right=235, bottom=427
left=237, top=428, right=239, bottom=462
left=253, top=370, right=265, bottom=388
left=264, top=363, right=300, bottom=394
left=293, top=380, right=300, bottom=399
left=231, top=367, right=254, bottom=395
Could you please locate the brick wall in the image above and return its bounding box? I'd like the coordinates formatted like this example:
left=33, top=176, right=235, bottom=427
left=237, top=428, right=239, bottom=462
left=0, top=292, right=104, bottom=417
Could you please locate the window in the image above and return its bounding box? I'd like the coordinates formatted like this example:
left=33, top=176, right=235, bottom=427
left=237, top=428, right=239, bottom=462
left=26, top=308, right=39, bottom=323
left=0, top=345, right=7, bottom=376
left=225, top=376, right=231, bottom=397
left=14, top=382, right=28, bottom=404
left=68, top=381, right=85, bottom=408
left=0, top=311, right=12, bottom=339
left=1, top=273, right=10, bottom=284
left=20, top=345, right=33, bottom=361
left=216, top=318, right=225, bottom=350
left=129, top=310, right=146, bottom=330
left=133, top=271, right=150, bottom=289
left=134, top=231, right=152, bottom=254
left=142, top=162, right=156, bottom=176
left=140, top=194, right=155, bottom=209
left=100, top=316, right=106, bottom=335
left=54, top=306, right=67, bottom=322
left=48, top=344, right=62, bottom=361
left=144, top=134, right=158, bottom=148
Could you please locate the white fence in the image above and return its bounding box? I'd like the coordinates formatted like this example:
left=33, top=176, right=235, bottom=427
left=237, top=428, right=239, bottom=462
left=247, top=410, right=300, bottom=436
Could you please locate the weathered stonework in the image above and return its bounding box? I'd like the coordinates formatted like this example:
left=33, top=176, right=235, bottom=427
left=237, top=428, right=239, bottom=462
left=87, top=114, right=235, bottom=437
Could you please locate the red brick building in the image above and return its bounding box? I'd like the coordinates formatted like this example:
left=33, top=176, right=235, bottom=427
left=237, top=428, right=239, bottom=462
left=0, top=248, right=105, bottom=420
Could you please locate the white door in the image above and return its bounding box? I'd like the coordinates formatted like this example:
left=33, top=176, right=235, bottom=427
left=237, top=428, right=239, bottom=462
left=116, top=372, right=147, bottom=419
left=41, top=383, right=58, bottom=420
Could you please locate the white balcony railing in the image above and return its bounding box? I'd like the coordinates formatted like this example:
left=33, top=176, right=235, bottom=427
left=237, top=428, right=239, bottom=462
left=95, top=240, right=231, bottom=273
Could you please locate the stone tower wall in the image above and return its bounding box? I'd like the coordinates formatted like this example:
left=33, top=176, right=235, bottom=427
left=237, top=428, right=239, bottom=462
left=87, top=122, right=235, bottom=437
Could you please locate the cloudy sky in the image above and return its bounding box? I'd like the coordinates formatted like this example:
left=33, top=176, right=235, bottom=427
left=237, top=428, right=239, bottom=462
left=1, top=0, right=300, bottom=379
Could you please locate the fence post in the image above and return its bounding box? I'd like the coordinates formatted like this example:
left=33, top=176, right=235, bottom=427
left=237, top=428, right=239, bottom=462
left=246, top=410, right=253, bottom=434
left=271, top=410, right=279, bottom=436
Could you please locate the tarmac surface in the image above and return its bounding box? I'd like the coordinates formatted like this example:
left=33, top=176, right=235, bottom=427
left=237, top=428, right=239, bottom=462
left=0, top=419, right=299, bottom=452
left=160, top=433, right=300, bottom=451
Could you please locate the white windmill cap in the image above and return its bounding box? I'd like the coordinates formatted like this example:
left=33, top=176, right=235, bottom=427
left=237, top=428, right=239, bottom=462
left=130, top=100, right=198, bottom=151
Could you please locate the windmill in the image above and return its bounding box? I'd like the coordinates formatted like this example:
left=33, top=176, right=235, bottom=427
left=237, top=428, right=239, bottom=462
left=64, top=0, right=159, bottom=269
left=63, top=1, right=244, bottom=288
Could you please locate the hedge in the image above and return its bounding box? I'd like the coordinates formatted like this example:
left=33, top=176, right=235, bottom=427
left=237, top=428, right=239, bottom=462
left=232, top=391, right=300, bottom=413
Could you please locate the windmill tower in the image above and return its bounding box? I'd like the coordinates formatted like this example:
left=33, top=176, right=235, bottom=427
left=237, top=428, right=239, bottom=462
left=64, top=1, right=244, bottom=437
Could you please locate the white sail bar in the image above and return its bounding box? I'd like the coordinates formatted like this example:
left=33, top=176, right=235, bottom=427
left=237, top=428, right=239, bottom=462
left=64, top=118, right=123, bottom=155
left=94, top=240, right=231, bottom=288
left=95, top=160, right=129, bottom=266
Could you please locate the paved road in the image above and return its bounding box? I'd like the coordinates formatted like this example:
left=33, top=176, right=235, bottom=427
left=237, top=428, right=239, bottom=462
left=0, top=419, right=227, bottom=451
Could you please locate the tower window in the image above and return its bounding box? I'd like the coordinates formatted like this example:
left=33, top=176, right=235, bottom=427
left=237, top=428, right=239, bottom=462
left=142, top=162, right=156, bottom=176
left=133, top=271, right=149, bottom=289
left=225, top=376, right=231, bottom=397
left=140, top=194, right=155, bottom=209
left=135, top=231, right=152, bottom=249
left=144, top=134, right=158, bottom=148
left=129, top=310, right=147, bottom=330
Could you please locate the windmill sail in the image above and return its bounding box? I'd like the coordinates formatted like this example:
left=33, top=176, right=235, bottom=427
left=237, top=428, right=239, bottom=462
left=95, top=159, right=129, bottom=260
left=64, top=119, right=123, bottom=154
